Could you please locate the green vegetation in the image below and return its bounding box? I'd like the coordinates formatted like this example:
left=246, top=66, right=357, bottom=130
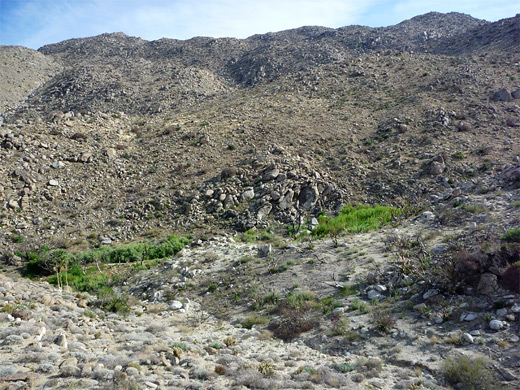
left=313, top=204, right=401, bottom=245
left=500, top=228, right=520, bottom=243
left=442, top=355, right=495, bottom=390
left=92, top=288, right=131, bottom=315
left=19, top=235, right=189, bottom=314
left=23, top=235, right=189, bottom=279
left=240, top=314, right=270, bottom=329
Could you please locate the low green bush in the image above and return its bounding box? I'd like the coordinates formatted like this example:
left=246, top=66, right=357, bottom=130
left=92, top=287, right=131, bottom=315
left=313, top=204, right=401, bottom=241
left=500, top=228, right=520, bottom=243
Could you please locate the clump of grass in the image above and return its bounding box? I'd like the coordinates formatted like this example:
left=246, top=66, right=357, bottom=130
left=371, top=308, right=395, bottom=333
left=338, top=284, right=359, bottom=297
left=241, top=314, right=270, bottom=329
left=350, top=297, right=369, bottom=313
left=462, top=204, right=487, bottom=214
left=329, top=316, right=350, bottom=336
left=285, top=291, right=316, bottom=309
left=442, top=355, right=495, bottom=390
left=313, top=204, right=402, bottom=238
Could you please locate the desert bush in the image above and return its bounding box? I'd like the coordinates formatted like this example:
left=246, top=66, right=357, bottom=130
left=241, top=314, right=270, bottom=329
left=92, top=288, right=131, bottom=315
left=220, top=167, right=237, bottom=179
left=350, top=297, right=369, bottom=313
left=501, top=262, right=520, bottom=293
left=500, top=228, right=520, bottom=243
left=371, top=308, right=395, bottom=333
left=442, top=355, right=495, bottom=390
left=258, top=362, right=276, bottom=377
left=268, top=304, right=319, bottom=341
left=329, top=316, right=350, bottom=336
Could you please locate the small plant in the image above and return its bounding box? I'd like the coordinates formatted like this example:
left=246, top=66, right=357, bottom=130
left=330, top=316, right=350, bottom=336
left=214, top=365, right=226, bottom=375
left=453, top=151, right=465, bottom=159
left=350, top=297, right=369, bottom=313
left=241, top=314, right=270, bottom=329
left=500, top=228, right=520, bottom=243
left=258, top=362, right=275, bottom=377
left=223, top=337, right=237, bottom=347
left=333, top=362, right=356, bottom=373
left=170, top=342, right=188, bottom=351
left=338, top=284, right=359, bottom=297
left=210, top=341, right=224, bottom=349
left=371, top=308, right=395, bottom=333
left=11, top=235, right=24, bottom=243
left=442, top=355, right=495, bottom=390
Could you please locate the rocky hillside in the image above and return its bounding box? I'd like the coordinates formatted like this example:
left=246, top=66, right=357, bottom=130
left=0, top=46, right=59, bottom=115
left=0, top=11, right=519, bottom=390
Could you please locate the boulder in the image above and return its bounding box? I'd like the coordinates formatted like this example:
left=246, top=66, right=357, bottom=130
left=477, top=273, right=497, bottom=295
left=298, top=184, right=319, bottom=210
left=492, top=88, right=512, bottom=102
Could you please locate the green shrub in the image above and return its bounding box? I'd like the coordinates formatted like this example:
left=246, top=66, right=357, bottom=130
left=350, top=297, right=369, bottom=313
left=500, top=228, right=520, bottom=243
left=333, top=362, right=356, bottom=373
left=170, top=342, right=188, bottom=351
left=92, top=288, right=131, bottom=315
left=241, top=314, right=270, bottom=329
left=76, top=235, right=188, bottom=264
left=285, top=291, right=316, bottom=309
left=442, top=355, right=495, bottom=390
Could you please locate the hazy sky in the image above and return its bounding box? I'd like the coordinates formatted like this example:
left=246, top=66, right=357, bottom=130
left=0, top=0, right=518, bottom=49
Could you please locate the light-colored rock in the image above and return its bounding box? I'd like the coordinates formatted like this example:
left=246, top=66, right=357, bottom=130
left=258, top=244, right=272, bottom=258
left=169, top=301, right=183, bottom=310
left=460, top=313, right=477, bottom=322
left=489, top=319, right=505, bottom=331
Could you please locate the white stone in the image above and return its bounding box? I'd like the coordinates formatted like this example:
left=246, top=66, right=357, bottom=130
left=48, top=179, right=59, bottom=186
left=489, top=319, right=504, bottom=331
left=511, top=304, right=520, bottom=313
left=332, top=307, right=344, bottom=314
left=169, top=301, right=183, bottom=310
left=460, top=313, right=477, bottom=322
left=462, top=333, right=474, bottom=343
left=469, top=330, right=481, bottom=336
left=375, top=285, right=387, bottom=293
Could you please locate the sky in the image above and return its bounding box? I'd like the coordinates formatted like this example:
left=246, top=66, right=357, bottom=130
left=0, top=0, right=518, bottom=49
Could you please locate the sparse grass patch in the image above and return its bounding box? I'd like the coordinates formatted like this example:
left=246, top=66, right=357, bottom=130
left=350, top=297, right=369, bottom=313
left=241, top=314, right=270, bottom=329
left=337, top=283, right=359, bottom=297
left=442, top=355, right=496, bottom=390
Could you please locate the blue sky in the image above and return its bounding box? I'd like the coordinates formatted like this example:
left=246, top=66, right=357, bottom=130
left=0, top=0, right=518, bottom=49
